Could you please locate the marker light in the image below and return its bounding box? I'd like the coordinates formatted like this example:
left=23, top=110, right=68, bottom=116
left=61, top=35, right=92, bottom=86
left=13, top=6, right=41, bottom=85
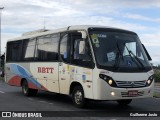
left=108, top=80, right=113, bottom=85
left=104, top=77, right=107, bottom=80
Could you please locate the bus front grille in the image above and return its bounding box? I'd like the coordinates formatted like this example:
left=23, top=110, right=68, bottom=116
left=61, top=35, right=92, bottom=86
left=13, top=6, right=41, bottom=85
left=115, top=80, right=146, bottom=88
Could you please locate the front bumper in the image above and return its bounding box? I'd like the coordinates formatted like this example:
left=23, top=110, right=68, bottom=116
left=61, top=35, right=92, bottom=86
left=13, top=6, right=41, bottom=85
left=94, top=80, right=154, bottom=100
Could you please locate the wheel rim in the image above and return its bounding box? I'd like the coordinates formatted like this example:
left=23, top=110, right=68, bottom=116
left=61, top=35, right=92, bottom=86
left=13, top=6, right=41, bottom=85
left=23, top=82, right=28, bottom=94
left=74, top=90, right=83, bottom=105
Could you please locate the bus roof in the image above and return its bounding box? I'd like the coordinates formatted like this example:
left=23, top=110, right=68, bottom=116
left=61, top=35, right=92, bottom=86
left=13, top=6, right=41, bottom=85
left=7, top=25, right=136, bottom=42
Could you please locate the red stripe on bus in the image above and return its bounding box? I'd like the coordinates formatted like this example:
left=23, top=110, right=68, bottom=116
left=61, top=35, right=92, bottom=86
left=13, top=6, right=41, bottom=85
left=28, top=82, right=38, bottom=90
left=8, top=76, right=21, bottom=86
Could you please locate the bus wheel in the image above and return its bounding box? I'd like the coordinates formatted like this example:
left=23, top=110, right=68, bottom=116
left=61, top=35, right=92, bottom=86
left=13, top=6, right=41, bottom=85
left=117, top=99, right=132, bottom=106
left=22, top=80, right=38, bottom=96
left=72, top=86, right=86, bottom=108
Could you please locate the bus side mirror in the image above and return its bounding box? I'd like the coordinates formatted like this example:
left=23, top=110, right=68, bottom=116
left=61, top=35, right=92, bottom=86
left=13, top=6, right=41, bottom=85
left=79, top=40, right=85, bottom=54
left=142, top=44, right=152, bottom=61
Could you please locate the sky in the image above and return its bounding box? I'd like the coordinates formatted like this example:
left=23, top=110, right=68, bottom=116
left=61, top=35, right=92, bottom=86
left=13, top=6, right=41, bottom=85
left=0, top=0, right=160, bottom=65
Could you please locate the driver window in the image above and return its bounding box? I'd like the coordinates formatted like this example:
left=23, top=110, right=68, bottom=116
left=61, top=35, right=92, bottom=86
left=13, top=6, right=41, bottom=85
left=74, top=39, right=86, bottom=60
left=74, top=39, right=81, bottom=59
left=71, top=32, right=93, bottom=68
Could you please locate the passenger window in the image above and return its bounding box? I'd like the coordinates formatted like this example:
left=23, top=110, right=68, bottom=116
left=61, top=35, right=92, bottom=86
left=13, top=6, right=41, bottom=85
left=23, top=39, right=36, bottom=61
left=36, top=34, right=59, bottom=61
left=60, top=34, right=70, bottom=63
left=74, top=39, right=91, bottom=61
left=6, top=41, right=22, bottom=62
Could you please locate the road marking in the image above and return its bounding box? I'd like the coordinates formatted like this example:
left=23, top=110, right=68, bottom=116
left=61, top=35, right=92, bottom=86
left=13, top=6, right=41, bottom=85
left=0, top=91, right=5, bottom=93
left=39, top=100, right=53, bottom=105
left=27, top=98, right=53, bottom=105
left=39, top=100, right=48, bottom=103
left=28, top=98, right=34, bottom=101
left=49, top=103, right=53, bottom=105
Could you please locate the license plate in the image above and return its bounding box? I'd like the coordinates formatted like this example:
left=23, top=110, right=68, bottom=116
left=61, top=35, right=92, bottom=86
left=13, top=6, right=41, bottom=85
left=128, top=90, right=138, bottom=96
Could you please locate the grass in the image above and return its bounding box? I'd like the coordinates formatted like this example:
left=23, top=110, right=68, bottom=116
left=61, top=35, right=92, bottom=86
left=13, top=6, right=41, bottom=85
left=0, top=77, right=4, bottom=81
left=153, top=92, right=160, bottom=98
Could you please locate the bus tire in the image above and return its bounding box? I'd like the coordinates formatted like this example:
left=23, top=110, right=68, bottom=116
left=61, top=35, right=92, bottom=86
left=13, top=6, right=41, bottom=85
left=22, top=80, right=38, bottom=96
left=117, top=99, right=132, bottom=106
left=72, top=86, right=86, bottom=108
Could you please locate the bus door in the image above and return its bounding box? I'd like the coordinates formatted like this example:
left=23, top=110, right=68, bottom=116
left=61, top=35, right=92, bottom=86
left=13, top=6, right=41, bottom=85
left=59, top=33, right=71, bottom=94
left=59, top=31, right=94, bottom=98
left=69, top=32, right=94, bottom=99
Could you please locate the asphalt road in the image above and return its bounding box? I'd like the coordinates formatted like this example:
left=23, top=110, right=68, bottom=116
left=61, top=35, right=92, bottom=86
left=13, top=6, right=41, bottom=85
left=0, top=81, right=160, bottom=120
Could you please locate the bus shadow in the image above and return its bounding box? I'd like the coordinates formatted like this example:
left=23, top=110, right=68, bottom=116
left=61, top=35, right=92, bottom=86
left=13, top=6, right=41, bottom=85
left=33, top=91, right=143, bottom=111
left=36, top=91, right=73, bottom=105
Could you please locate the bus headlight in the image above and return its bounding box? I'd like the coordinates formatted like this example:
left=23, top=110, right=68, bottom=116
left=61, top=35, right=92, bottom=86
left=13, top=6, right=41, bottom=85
left=99, top=74, right=117, bottom=87
left=108, top=80, right=113, bottom=85
left=147, top=80, right=151, bottom=84
left=146, top=76, right=154, bottom=87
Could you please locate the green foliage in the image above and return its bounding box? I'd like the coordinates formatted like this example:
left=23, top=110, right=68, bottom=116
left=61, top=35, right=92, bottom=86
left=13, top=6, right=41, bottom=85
left=0, top=77, right=4, bottom=81
left=153, top=69, right=160, bottom=83
left=154, top=92, right=160, bottom=98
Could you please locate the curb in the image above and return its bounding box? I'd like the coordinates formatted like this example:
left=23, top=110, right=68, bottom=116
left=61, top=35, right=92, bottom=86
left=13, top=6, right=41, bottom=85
left=154, top=83, right=160, bottom=98
left=155, top=83, right=160, bottom=87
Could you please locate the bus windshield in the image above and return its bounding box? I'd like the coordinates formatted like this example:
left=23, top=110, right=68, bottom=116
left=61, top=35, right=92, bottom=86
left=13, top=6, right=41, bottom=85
left=89, top=28, right=151, bottom=72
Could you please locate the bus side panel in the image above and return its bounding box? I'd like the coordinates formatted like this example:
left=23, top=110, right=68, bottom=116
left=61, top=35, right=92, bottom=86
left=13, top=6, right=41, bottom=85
left=70, top=65, right=93, bottom=99
left=30, top=62, right=59, bottom=93
left=5, top=63, right=22, bottom=86
left=58, top=63, right=71, bottom=94
left=5, top=63, right=47, bottom=90
left=59, top=63, right=94, bottom=99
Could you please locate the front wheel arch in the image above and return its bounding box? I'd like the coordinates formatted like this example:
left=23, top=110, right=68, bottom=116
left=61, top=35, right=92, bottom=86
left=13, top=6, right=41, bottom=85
left=70, top=82, right=84, bottom=95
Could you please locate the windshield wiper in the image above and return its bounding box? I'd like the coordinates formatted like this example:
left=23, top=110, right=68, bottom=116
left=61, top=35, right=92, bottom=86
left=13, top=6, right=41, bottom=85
left=114, top=51, right=120, bottom=70
left=124, top=44, right=145, bottom=70
left=114, top=40, right=123, bottom=70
